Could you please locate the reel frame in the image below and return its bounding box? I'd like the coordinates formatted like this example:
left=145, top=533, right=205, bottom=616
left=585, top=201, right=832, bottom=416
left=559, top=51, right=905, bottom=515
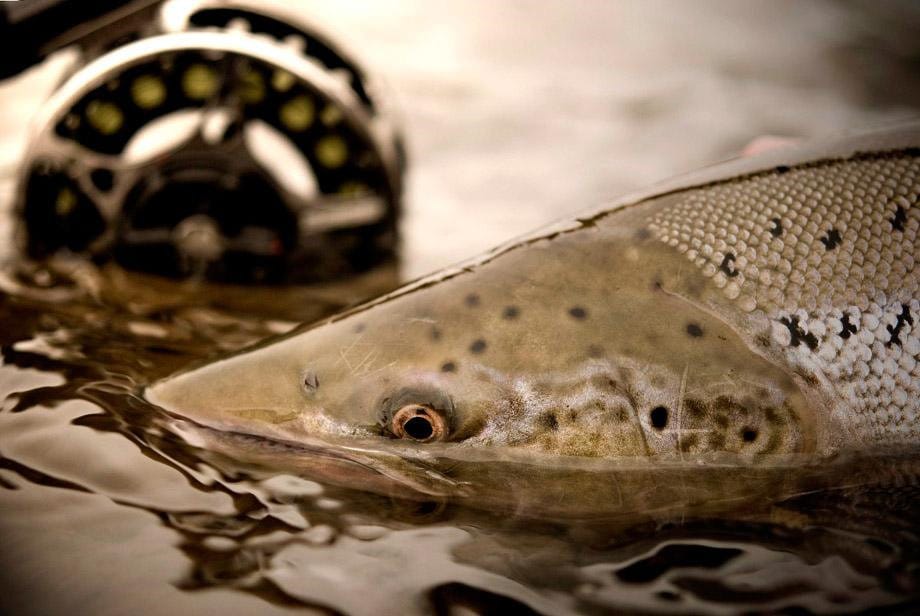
left=14, top=0, right=406, bottom=283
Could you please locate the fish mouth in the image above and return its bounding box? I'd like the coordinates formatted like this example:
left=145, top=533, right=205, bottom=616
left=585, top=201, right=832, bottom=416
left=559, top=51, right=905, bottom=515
left=143, top=372, right=465, bottom=500
left=159, top=414, right=467, bottom=501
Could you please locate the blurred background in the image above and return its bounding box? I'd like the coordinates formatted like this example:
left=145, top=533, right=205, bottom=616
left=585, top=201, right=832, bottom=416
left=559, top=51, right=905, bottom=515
left=1, top=0, right=919, bottom=279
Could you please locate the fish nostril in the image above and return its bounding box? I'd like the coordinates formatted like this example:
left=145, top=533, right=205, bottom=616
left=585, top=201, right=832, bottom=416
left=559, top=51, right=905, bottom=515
left=302, top=370, right=320, bottom=393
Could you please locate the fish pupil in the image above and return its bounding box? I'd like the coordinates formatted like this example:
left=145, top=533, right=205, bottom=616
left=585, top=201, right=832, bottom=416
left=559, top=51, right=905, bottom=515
left=404, top=416, right=434, bottom=440
left=650, top=406, right=669, bottom=430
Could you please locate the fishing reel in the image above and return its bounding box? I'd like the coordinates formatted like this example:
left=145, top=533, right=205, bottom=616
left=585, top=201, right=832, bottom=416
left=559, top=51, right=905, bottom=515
left=10, top=0, right=405, bottom=283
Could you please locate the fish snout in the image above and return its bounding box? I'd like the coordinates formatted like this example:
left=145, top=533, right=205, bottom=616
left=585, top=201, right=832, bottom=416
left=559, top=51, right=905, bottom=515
left=144, top=352, right=306, bottom=431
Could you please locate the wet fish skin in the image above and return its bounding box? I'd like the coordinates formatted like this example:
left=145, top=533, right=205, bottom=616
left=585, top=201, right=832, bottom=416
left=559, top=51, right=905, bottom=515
left=147, top=125, right=920, bottom=459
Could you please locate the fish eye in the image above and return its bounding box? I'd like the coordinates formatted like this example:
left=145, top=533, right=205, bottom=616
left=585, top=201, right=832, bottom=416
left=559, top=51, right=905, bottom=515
left=390, top=404, right=447, bottom=442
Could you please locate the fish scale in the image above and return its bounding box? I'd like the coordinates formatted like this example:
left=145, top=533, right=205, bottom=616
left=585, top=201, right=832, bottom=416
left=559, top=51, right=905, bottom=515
left=648, top=152, right=919, bottom=443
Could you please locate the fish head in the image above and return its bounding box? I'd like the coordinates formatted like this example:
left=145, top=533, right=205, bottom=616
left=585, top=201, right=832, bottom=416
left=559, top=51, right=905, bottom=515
left=147, top=231, right=817, bottom=459
left=145, top=305, right=513, bottom=447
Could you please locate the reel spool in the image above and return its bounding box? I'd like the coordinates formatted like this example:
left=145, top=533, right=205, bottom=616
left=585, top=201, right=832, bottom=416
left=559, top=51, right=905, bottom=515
left=14, top=0, right=405, bottom=283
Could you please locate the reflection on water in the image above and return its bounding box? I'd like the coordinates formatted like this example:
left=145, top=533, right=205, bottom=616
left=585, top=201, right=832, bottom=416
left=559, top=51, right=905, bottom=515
left=2, top=1, right=920, bottom=614
left=0, top=262, right=918, bottom=615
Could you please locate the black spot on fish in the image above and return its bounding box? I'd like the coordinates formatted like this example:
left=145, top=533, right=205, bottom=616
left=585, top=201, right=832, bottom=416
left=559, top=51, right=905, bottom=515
left=719, top=253, right=739, bottom=278
left=568, top=306, right=588, bottom=320
left=635, top=228, right=652, bottom=241
left=542, top=412, right=559, bottom=431
left=469, top=339, right=487, bottom=354
left=440, top=361, right=456, bottom=373
left=680, top=433, right=698, bottom=453
left=890, top=205, right=907, bottom=232
left=686, top=323, right=704, bottom=337
left=819, top=228, right=842, bottom=250
left=650, top=406, right=668, bottom=430
left=840, top=314, right=858, bottom=339
left=886, top=304, right=914, bottom=347
left=464, top=293, right=480, bottom=307
left=775, top=165, right=790, bottom=174
left=353, top=323, right=366, bottom=333
left=779, top=315, right=819, bottom=350
left=742, top=428, right=758, bottom=443
left=502, top=305, right=520, bottom=320
left=430, top=326, right=442, bottom=341
left=769, top=218, right=783, bottom=237
left=587, top=344, right=605, bottom=358
left=764, top=407, right=783, bottom=426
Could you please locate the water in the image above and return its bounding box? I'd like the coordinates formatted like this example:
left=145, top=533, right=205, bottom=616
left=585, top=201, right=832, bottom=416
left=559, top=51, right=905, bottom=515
left=2, top=1, right=920, bottom=615
left=1, top=264, right=918, bottom=614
